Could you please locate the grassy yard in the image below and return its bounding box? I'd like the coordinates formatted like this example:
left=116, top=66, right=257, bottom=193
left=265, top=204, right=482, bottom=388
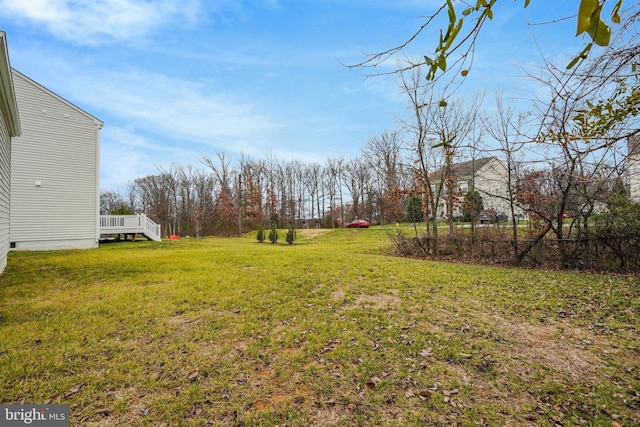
left=1, top=227, right=638, bottom=426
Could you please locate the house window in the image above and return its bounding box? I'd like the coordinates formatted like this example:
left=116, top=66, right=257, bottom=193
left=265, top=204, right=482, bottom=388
left=459, top=181, right=468, bottom=194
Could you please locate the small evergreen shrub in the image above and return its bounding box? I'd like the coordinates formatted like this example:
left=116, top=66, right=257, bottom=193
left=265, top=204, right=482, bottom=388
left=257, top=225, right=265, bottom=243
left=268, top=224, right=278, bottom=244
left=286, top=224, right=296, bottom=245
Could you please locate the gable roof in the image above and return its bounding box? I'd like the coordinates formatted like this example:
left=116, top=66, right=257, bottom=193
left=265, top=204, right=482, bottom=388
left=11, top=68, right=103, bottom=128
left=432, top=157, right=495, bottom=180
left=450, top=157, right=494, bottom=178
left=0, top=31, right=20, bottom=136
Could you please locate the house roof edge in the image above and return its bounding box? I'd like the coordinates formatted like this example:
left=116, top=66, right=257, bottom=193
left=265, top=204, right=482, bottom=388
left=11, top=67, right=103, bottom=129
left=0, top=31, right=21, bottom=137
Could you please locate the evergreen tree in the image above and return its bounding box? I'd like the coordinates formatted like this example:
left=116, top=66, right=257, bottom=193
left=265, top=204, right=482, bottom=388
left=405, top=194, right=423, bottom=223
left=286, top=223, right=296, bottom=245
left=268, top=223, right=278, bottom=244
left=256, top=224, right=265, bottom=243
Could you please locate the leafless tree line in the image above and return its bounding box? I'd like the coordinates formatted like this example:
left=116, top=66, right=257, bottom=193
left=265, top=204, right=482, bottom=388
left=100, top=134, right=415, bottom=237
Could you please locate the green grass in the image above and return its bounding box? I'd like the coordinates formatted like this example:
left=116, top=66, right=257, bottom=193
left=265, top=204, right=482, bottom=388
left=1, top=227, right=639, bottom=426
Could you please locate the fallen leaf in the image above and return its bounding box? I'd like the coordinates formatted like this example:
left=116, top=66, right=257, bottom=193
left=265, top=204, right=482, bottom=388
left=387, top=406, right=401, bottom=417
left=419, top=390, right=432, bottom=400
left=187, top=371, right=199, bottom=381
left=419, top=348, right=433, bottom=357
left=63, top=383, right=85, bottom=398
left=249, top=400, right=267, bottom=410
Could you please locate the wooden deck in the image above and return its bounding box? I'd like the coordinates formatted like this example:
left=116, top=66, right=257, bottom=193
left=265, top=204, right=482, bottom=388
left=99, top=214, right=161, bottom=242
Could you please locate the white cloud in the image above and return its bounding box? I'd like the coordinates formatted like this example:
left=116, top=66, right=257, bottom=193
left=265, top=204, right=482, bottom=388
left=56, top=67, right=286, bottom=189
left=0, top=0, right=200, bottom=45
left=60, top=68, right=281, bottom=146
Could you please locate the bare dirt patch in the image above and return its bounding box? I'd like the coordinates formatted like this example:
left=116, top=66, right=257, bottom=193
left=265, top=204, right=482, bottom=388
left=492, top=315, right=601, bottom=379
left=331, top=288, right=401, bottom=310
left=330, top=289, right=345, bottom=302
left=353, top=293, right=401, bottom=310
left=166, top=313, right=205, bottom=336
left=297, top=229, right=331, bottom=238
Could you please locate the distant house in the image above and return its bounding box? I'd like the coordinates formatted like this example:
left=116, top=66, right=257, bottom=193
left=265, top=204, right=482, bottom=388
left=9, top=69, right=103, bottom=251
left=430, top=157, right=519, bottom=220
left=0, top=32, right=21, bottom=273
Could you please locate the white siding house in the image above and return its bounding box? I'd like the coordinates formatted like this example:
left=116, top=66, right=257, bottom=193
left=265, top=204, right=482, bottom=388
left=10, top=69, right=103, bottom=251
left=431, top=157, right=522, bottom=220
left=0, top=32, right=21, bottom=273
left=472, top=157, right=514, bottom=216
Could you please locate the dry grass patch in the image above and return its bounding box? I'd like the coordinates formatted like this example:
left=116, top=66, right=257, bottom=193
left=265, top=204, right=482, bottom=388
left=352, top=293, right=401, bottom=310
left=297, top=229, right=332, bottom=239
left=497, top=316, right=602, bottom=379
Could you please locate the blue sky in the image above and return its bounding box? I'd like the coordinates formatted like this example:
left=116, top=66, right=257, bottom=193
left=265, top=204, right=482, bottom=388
left=0, top=0, right=589, bottom=191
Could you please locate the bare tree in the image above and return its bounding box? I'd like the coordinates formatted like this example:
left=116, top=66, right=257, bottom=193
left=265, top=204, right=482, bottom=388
left=135, top=173, right=175, bottom=236
left=399, top=64, right=483, bottom=241
left=398, top=66, right=443, bottom=243
left=483, top=95, right=530, bottom=261
left=302, top=162, right=323, bottom=227
left=344, top=157, right=371, bottom=221
left=325, top=157, right=345, bottom=228
left=201, top=152, right=233, bottom=193
left=362, top=131, right=407, bottom=224
left=124, top=180, right=137, bottom=213
left=100, top=190, right=130, bottom=215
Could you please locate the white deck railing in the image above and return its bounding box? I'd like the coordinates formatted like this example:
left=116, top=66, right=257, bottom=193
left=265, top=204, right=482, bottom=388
left=99, top=214, right=161, bottom=241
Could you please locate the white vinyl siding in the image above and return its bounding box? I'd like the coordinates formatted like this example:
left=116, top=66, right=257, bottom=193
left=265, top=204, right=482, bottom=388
left=458, top=180, right=469, bottom=194
left=0, top=113, right=10, bottom=271
left=10, top=70, right=102, bottom=250
left=475, top=158, right=512, bottom=216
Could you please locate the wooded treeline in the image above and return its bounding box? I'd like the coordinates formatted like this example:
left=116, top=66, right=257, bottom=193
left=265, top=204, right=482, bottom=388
left=100, top=136, right=411, bottom=237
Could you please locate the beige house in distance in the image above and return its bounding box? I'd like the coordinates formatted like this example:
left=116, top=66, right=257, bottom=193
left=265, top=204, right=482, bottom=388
left=431, top=157, right=520, bottom=220
left=0, top=32, right=21, bottom=273
left=9, top=69, right=103, bottom=251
